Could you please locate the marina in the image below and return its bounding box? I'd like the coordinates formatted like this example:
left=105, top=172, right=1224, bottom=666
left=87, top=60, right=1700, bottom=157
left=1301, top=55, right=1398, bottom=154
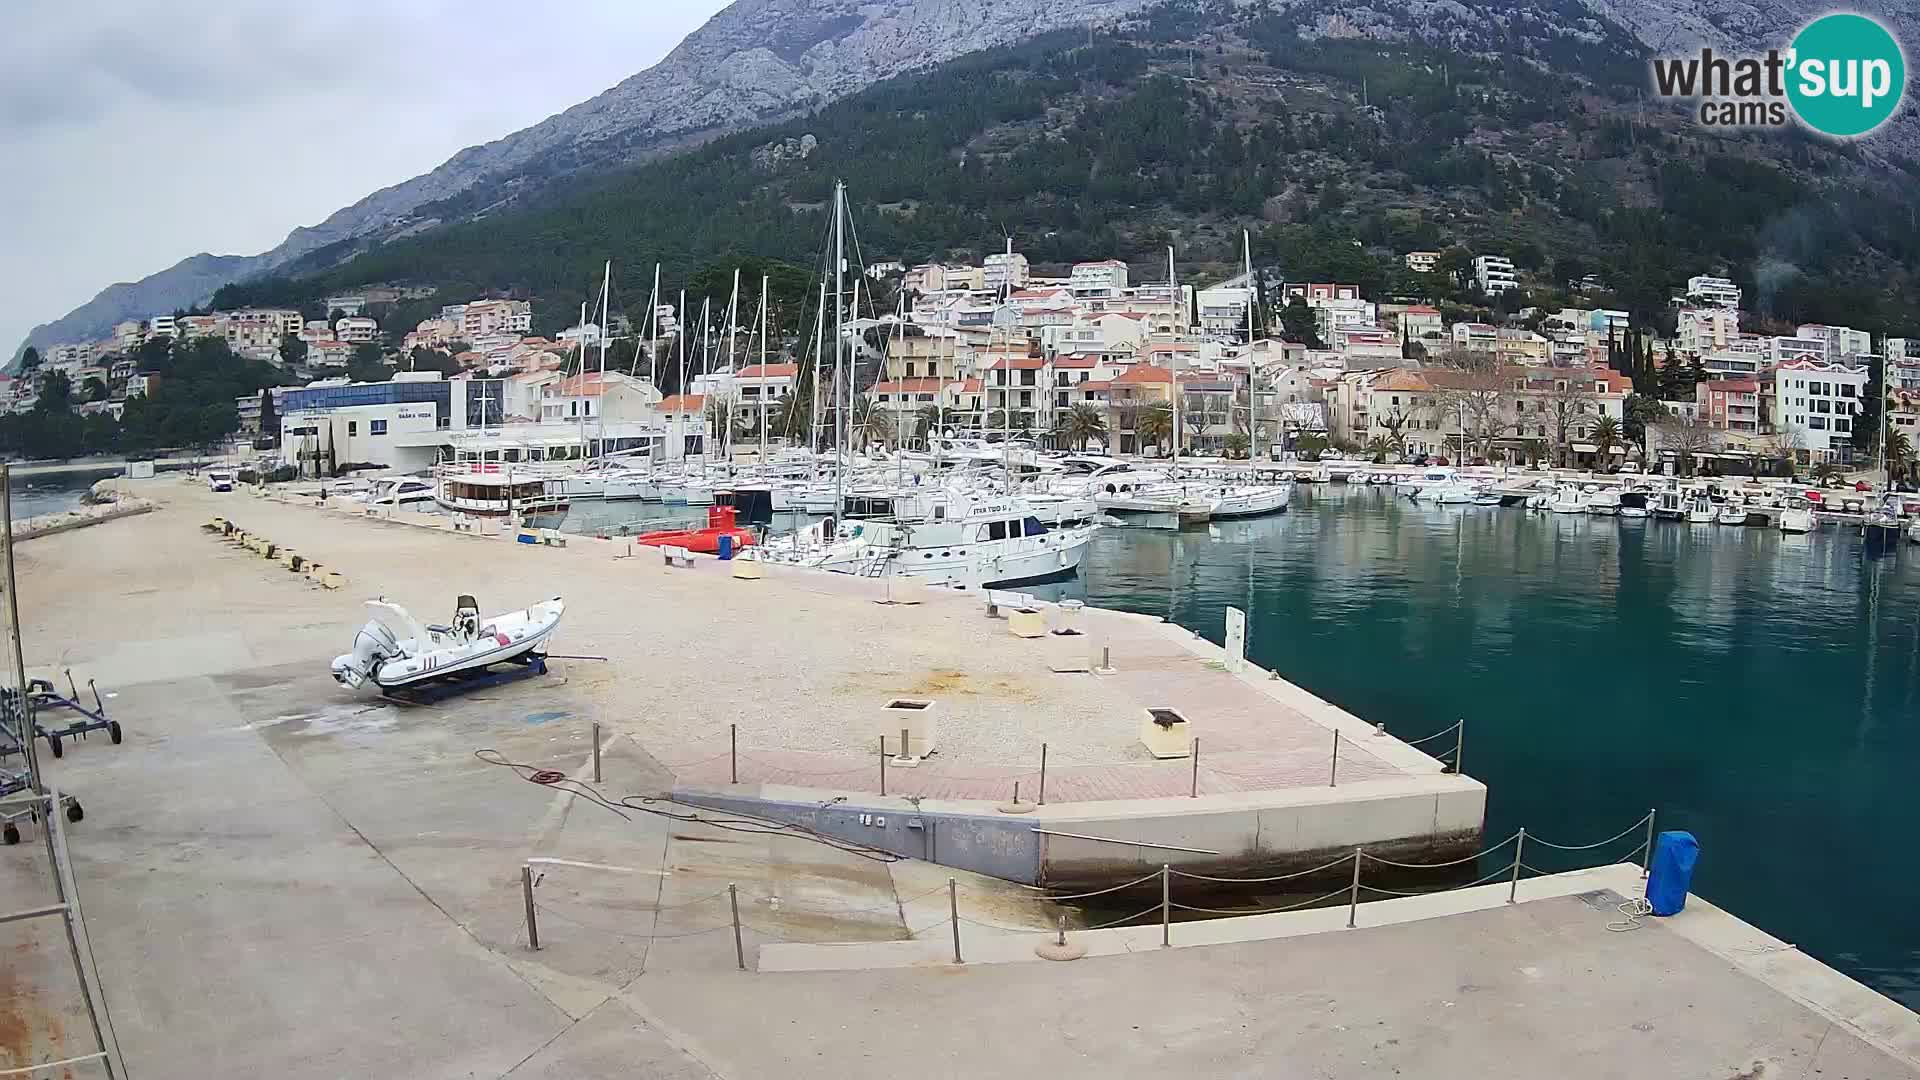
left=3, top=475, right=1918, bottom=1079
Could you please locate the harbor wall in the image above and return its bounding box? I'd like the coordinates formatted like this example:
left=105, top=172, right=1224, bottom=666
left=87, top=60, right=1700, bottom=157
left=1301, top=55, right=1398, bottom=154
left=673, top=774, right=1485, bottom=890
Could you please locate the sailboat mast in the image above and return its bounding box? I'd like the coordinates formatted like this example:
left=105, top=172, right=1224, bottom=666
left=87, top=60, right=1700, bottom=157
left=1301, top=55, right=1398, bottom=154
left=759, top=274, right=770, bottom=465
left=832, top=181, right=847, bottom=525
left=811, top=279, right=826, bottom=480
left=1169, top=245, right=1180, bottom=470
left=643, top=262, right=660, bottom=382
left=676, top=289, right=688, bottom=459
left=1244, top=230, right=1258, bottom=462
left=893, top=292, right=906, bottom=490
left=724, top=269, right=740, bottom=462
left=577, top=300, right=589, bottom=456
left=596, top=259, right=611, bottom=459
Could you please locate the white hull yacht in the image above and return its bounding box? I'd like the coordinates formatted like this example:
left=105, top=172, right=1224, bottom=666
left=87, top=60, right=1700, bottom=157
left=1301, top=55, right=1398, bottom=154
left=761, top=492, right=1094, bottom=588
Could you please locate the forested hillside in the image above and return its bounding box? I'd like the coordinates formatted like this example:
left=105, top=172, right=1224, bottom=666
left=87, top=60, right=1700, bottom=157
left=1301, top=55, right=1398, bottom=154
left=216, top=0, right=1920, bottom=339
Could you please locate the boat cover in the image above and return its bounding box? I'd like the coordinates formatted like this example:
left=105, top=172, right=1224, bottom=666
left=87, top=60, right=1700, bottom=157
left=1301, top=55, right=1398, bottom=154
left=1646, top=831, right=1699, bottom=917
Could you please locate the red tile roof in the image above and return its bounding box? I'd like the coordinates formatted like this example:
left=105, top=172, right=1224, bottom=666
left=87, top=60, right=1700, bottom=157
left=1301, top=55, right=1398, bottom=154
left=983, top=357, right=1046, bottom=370
left=870, top=378, right=945, bottom=394
left=1113, top=365, right=1174, bottom=385
left=659, top=394, right=707, bottom=413
left=1052, top=356, right=1099, bottom=369
left=736, top=363, right=799, bottom=379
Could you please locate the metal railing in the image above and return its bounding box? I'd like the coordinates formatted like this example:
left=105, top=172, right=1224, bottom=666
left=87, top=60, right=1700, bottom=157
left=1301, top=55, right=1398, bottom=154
left=513, top=809, right=1658, bottom=970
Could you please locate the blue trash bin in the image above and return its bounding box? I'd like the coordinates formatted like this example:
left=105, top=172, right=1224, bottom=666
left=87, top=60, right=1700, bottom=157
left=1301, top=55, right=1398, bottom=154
left=1646, top=831, right=1699, bottom=916
left=717, top=534, right=734, bottom=561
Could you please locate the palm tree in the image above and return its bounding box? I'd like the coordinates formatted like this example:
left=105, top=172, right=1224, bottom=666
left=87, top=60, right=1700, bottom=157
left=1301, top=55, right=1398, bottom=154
left=855, top=397, right=896, bottom=449
left=913, top=404, right=943, bottom=447
left=1135, top=406, right=1174, bottom=454
left=773, top=394, right=813, bottom=447
left=1885, top=429, right=1915, bottom=484
left=1365, top=435, right=1392, bottom=464
left=1590, top=414, right=1622, bottom=472
left=1061, top=403, right=1107, bottom=451
left=1813, top=461, right=1844, bottom=486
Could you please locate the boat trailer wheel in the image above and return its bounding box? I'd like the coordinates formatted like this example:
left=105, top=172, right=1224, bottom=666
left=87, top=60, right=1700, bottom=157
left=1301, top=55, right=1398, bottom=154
left=109, top=720, right=123, bottom=744
left=66, top=802, right=83, bottom=823
left=47, top=734, right=62, bottom=758
left=2, top=823, right=17, bottom=845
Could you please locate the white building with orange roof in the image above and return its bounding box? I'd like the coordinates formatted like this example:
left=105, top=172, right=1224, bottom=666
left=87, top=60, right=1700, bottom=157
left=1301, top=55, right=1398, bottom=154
left=658, top=393, right=710, bottom=457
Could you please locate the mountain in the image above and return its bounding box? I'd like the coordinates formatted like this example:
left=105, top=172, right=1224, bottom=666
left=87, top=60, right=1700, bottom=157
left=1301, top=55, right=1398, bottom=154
left=16, top=0, right=1157, bottom=359
left=196, top=0, right=1920, bottom=353
left=23, top=0, right=1920, bottom=359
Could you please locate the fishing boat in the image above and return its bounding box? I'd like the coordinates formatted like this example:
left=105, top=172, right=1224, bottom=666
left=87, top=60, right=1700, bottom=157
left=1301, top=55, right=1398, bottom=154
left=1864, top=496, right=1903, bottom=555
left=1778, top=495, right=1816, bottom=534
left=1715, top=501, right=1749, bottom=526
left=1685, top=493, right=1716, bottom=524
left=330, top=595, right=565, bottom=692
left=1205, top=484, right=1292, bottom=519
left=1654, top=487, right=1686, bottom=521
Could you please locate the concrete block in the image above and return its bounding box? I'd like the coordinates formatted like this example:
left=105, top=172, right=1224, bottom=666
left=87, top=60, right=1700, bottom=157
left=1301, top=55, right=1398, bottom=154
left=1007, top=608, right=1047, bottom=639
left=730, top=558, right=764, bottom=580
left=1139, top=708, right=1192, bottom=759
left=320, top=571, right=345, bottom=590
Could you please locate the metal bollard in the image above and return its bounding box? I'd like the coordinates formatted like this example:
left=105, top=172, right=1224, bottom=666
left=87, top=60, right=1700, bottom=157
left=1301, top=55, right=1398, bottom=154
left=730, top=724, right=738, bottom=784
left=949, top=879, right=962, bottom=964
left=1508, top=828, right=1527, bottom=904
left=1038, top=743, right=1048, bottom=805
left=1161, top=864, right=1172, bottom=947
left=522, top=866, right=540, bottom=951
left=1190, top=737, right=1201, bottom=798
left=1347, top=848, right=1363, bottom=928
left=1329, top=730, right=1340, bottom=787
left=729, top=883, right=745, bottom=971
left=1453, top=718, right=1466, bottom=775
left=591, top=721, right=602, bottom=783
left=879, top=736, right=887, bottom=797
left=1642, top=809, right=1657, bottom=878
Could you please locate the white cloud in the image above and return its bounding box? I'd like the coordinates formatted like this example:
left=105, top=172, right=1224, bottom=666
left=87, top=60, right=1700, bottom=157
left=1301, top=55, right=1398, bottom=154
left=0, top=0, right=730, bottom=350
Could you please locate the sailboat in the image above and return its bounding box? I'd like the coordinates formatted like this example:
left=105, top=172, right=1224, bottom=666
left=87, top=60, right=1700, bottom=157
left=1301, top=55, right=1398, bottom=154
left=1864, top=357, right=1903, bottom=554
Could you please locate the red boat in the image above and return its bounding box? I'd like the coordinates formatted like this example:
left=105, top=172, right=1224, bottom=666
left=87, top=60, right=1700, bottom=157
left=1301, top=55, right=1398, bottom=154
left=633, top=505, right=758, bottom=555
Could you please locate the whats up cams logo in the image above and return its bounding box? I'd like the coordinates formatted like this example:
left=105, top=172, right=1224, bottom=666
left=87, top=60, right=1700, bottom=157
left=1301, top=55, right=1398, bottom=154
left=1651, top=13, right=1907, bottom=137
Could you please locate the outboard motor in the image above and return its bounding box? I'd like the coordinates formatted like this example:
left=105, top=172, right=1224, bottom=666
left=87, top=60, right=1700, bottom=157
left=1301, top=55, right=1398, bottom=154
left=454, top=595, right=480, bottom=641
left=330, top=620, right=399, bottom=689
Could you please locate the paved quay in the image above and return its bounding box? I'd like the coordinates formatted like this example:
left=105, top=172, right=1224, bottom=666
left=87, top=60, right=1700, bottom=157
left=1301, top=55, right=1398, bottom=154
left=3, top=478, right=1914, bottom=1078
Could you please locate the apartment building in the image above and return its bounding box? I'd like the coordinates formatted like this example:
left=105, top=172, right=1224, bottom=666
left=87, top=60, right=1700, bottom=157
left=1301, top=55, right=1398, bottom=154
left=334, top=316, right=380, bottom=343
left=1684, top=275, right=1743, bottom=309
left=1773, top=358, right=1866, bottom=462
left=1069, top=260, right=1129, bottom=294
left=1473, top=255, right=1517, bottom=294
left=1797, top=324, right=1872, bottom=359
left=1404, top=251, right=1441, bottom=273
left=983, top=252, right=1031, bottom=293
left=461, top=299, right=533, bottom=339
left=1676, top=307, right=1740, bottom=354
left=1697, top=378, right=1761, bottom=434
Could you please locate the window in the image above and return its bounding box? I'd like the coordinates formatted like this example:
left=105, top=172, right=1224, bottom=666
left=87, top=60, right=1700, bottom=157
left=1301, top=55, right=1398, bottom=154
left=987, top=520, right=1008, bottom=541
left=1809, top=416, right=1829, bottom=430
left=905, top=362, right=916, bottom=377
left=1840, top=384, right=1856, bottom=397
left=347, top=421, right=357, bottom=436
left=370, top=419, right=387, bottom=435
left=1835, top=418, right=1851, bottom=432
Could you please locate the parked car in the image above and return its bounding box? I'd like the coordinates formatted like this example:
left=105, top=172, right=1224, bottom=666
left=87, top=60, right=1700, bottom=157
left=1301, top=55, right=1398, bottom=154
left=204, top=469, right=236, bottom=492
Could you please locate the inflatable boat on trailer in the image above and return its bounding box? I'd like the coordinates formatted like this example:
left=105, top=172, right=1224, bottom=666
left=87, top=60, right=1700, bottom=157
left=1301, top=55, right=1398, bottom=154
left=331, top=595, right=565, bottom=694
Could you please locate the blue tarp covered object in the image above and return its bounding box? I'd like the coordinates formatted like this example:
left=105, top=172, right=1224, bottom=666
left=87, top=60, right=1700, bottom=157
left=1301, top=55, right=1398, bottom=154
left=1646, top=830, right=1699, bottom=917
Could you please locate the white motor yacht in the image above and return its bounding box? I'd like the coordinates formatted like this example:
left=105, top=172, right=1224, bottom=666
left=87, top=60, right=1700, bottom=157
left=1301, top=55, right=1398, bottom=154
left=1547, top=485, right=1587, bottom=514
left=361, top=476, right=436, bottom=508
left=1206, top=483, right=1293, bottom=519
left=1715, top=501, right=1749, bottom=526
left=1685, top=493, right=1716, bottom=524
left=1779, top=495, right=1816, bottom=534
left=1586, top=489, right=1622, bottom=516
left=761, top=491, right=1094, bottom=588
left=1654, top=488, right=1686, bottom=521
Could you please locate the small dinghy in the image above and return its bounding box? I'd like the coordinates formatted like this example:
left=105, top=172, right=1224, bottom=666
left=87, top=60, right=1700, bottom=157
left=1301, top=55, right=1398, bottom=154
left=331, top=595, right=565, bottom=691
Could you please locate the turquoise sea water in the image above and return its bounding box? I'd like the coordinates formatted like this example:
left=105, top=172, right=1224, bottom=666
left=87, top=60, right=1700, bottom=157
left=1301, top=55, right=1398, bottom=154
left=1030, top=484, right=1920, bottom=1008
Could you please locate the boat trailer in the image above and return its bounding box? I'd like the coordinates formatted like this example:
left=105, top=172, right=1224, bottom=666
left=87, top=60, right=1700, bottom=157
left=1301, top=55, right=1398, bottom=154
left=0, top=670, right=124, bottom=762
left=380, top=652, right=550, bottom=706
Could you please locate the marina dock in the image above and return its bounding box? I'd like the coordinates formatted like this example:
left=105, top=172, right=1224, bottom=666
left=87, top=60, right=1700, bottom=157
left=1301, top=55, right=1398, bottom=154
left=3, top=477, right=1916, bottom=1078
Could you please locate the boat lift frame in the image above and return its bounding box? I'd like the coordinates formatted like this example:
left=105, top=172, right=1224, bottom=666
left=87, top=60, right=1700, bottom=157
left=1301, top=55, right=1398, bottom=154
left=0, top=669, right=123, bottom=762
left=379, top=651, right=550, bottom=706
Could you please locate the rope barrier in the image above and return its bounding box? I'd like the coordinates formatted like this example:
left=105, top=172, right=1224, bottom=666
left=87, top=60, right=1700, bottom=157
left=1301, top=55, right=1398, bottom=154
left=1358, top=860, right=1519, bottom=898
left=1526, top=813, right=1654, bottom=852
left=1086, top=904, right=1167, bottom=930
left=771, top=884, right=951, bottom=918
left=1170, top=886, right=1353, bottom=916
left=1359, top=830, right=1521, bottom=869
left=1168, top=850, right=1357, bottom=885
left=1014, top=868, right=1167, bottom=901
left=1399, top=721, right=1463, bottom=748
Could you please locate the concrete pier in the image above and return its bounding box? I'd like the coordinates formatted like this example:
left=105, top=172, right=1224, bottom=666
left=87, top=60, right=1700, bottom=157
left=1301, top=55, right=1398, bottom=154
left=1, top=476, right=1913, bottom=1078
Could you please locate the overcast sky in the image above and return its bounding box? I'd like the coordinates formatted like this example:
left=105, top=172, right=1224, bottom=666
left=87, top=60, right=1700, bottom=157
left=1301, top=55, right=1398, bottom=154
left=0, top=0, right=731, bottom=352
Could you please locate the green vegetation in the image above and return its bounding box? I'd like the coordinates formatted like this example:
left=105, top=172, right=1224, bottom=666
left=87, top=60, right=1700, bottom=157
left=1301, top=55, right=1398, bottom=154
left=0, top=338, right=276, bottom=460
left=209, top=0, right=1920, bottom=336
